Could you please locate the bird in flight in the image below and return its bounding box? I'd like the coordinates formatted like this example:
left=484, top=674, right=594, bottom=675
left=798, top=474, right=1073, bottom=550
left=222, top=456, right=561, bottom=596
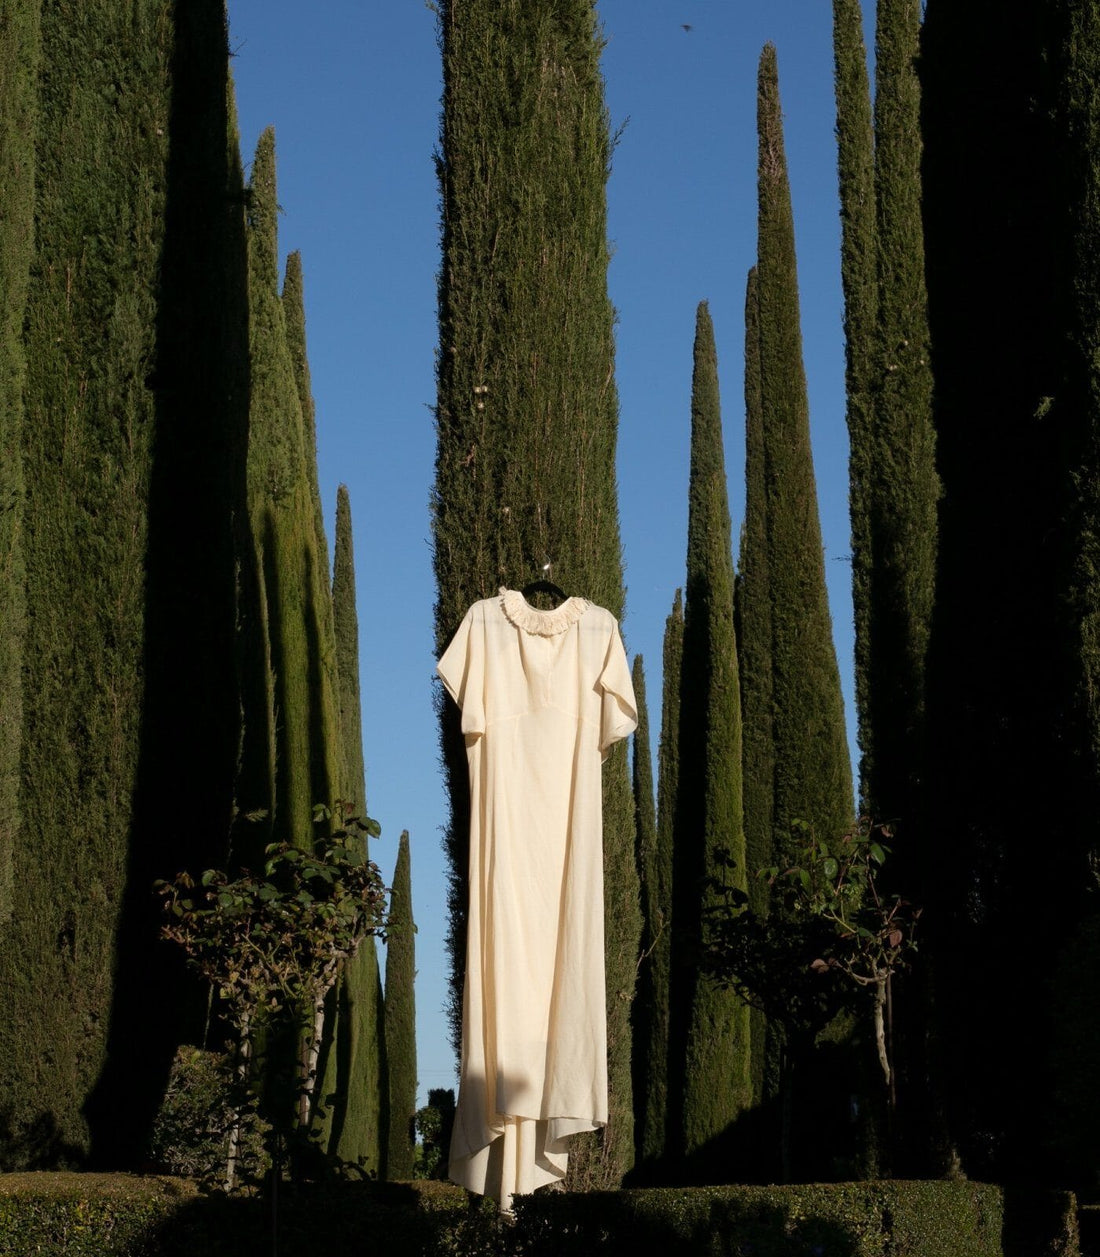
left=682, top=23, right=693, bottom=32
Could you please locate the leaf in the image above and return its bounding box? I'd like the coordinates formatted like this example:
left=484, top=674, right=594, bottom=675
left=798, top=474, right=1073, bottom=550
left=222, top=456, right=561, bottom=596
left=810, top=958, right=830, bottom=974
left=888, top=929, right=903, bottom=948
left=869, top=842, right=886, bottom=865
left=822, top=857, right=838, bottom=879
left=798, top=868, right=811, bottom=890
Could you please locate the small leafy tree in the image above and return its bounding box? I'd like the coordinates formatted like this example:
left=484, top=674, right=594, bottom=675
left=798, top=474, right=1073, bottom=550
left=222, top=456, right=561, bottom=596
left=769, top=817, right=921, bottom=1101
left=154, top=803, right=386, bottom=1189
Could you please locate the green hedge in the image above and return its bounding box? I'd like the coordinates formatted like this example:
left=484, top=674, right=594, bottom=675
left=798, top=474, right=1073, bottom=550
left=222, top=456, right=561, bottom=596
left=0, top=1173, right=1081, bottom=1256
left=0, top=1174, right=500, bottom=1257
left=512, top=1181, right=1007, bottom=1257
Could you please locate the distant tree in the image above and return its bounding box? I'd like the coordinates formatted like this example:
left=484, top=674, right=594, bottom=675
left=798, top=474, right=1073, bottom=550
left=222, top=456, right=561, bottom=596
left=314, top=486, right=386, bottom=1173
left=384, top=831, right=416, bottom=1180
left=636, top=592, right=683, bottom=1173
left=755, top=44, right=853, bottom=861
left=669, top=302, right=752, bottom=1161
left=433, top=0, right=638, bottom=1186
left=630, top=655, right=664, bottom=1171
left=239, top=129, right=341, bottom=858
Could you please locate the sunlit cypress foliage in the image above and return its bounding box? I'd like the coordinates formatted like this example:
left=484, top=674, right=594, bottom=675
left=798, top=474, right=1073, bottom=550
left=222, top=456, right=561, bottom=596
left=0, top=0, right=39, bottom=929
left=921, top=0, right=1100, bottom=1184
left=865, top=0, right=938, bottom=846
left=433, top=0, right=637, bottom=1185
left=0, top=0, right=176, bottom=1162
left=737, top=266, right=775, bottom=1107
left=756, top=45, right=853, bottom=860
left=383, top=831, right=416, bottom=1180
left=831, top=0, right=877, bottom=810
left=282, top=251, right=330, bottom=599
left=630, top=655, right=664, bottom=1172
left=241, top=130, right=340, bottom=855
left=670, top=302, right=752, bottom=1161
left=317, top=486, right=385, bottom=1171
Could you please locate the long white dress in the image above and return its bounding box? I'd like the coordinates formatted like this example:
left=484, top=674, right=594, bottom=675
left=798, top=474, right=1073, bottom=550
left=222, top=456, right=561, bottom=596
left=437, top=587, right=637, bottom=1212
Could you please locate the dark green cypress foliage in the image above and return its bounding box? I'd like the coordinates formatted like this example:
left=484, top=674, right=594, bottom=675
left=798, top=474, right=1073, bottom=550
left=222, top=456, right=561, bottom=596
left=670, top=302, right=752, bottom=1162
left=644, top=591, right=682, bottom=1170
left=0, top=0, right=176, bottom=1161
left=317, top=485, right=385, bottom=1171
left=756, top=45, right=853, bottom=860
left=0, top=0, right=40, bottom=929
left=831, top=0, right=877, bottom=811
left=737, top=266, right=775, bottom=1108
left=383, top=831, right=416, bottom=1180
left=630, top=655, right=663, bottom=1171
left=433, top=0, right=638, bottom=1186
left=920, top=0, right=1099, bottom=1183
left=84, top=2, right=253, bottom=1166
left=865, top=0, right=938, bottom=845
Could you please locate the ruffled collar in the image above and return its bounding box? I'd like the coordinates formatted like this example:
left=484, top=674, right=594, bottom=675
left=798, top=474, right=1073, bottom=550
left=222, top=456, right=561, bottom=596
left=499, top=587, right=589, bottom=636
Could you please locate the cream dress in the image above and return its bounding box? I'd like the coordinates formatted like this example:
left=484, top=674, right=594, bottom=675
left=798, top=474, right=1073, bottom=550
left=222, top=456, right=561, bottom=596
left=437, top=587, right=637, bottom=1212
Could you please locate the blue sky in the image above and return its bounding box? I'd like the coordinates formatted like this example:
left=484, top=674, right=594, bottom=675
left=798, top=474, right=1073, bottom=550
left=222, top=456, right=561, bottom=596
left=226, top=0, right=868, bottom=1110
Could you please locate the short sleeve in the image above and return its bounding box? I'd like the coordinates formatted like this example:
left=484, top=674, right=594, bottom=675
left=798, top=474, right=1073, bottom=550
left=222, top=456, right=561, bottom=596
left=598, top=619, right=638, bottom=757
left=437, top=606, right=486, bottom=738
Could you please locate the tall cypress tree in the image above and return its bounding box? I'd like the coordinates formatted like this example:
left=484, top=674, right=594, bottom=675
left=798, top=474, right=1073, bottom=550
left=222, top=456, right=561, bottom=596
left=317, top=485, right=385, bottom=1171
left=737, top=266, right=775, bottom=1108
left=831, top=0, right=877, bottom=810
left=0, top=0, right=179, bottom=1162
left=670, top=302, right=752, bottom=1163
left=240, top=129, right=340, bottom=858
left=383, top=830, right=416, bottom=1180
left=433, top=0, right=638, bottom=1185
left=864, top=0, right=938, bottom=848
left=630, top=654, right=664, bottom=1172
left=921, top=0, right=1100, bottom=1183
left=640, top=591, right=683, bottom=1171
left=756, top=45, right=853, bottom=861
left=0, top=0, right=40, bottom=930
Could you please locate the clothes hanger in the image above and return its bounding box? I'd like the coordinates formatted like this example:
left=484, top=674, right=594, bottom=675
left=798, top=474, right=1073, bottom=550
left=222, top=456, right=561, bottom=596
left=521, top=559, right=568, bottom=607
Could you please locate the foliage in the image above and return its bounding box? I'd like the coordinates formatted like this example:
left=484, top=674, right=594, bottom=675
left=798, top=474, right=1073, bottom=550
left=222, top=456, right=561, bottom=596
left=669, top=301, right=752, bottom=1158
left=312, top=486, right=386, bottom=1173
left=754, top=43, right=853, bottom=867
left=154, top=804, right=385, bottom=1186
left=147, top=1047, right=270, bottom=1190
left=513, top=1180, right=1008, bottom=1257
left=384, top=830, right=417, bottom=1180
left=413, top=1088, right=455, bottom=1180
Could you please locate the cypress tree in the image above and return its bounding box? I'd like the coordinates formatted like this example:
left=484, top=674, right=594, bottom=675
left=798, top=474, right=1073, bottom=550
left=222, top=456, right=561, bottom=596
left=630, top=654, right=664, bottom=1171
left=670, top=302, right=752, bottom=1163
left=830, top=0, right=878, bottom=810
left=240, top=129, right=340, bottom=857
left=0, top=0, right=40, bottom=929
left=864, top=0, right=938, bottom=848
left=317, top=485, right=385, bottom=1171
left=737, top=266, right=775, bottom=1108
left=0, top=0, right=178, bottom=1161
left=643, top=591, right=683, bottom=1171
left=433, top=0, right=638, bottom=1185
left=920, top=0, right=1099, bottom=1183
left=756, top=45, right=853, bottom=860
left=383, top=830, right=416, bottom=1180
